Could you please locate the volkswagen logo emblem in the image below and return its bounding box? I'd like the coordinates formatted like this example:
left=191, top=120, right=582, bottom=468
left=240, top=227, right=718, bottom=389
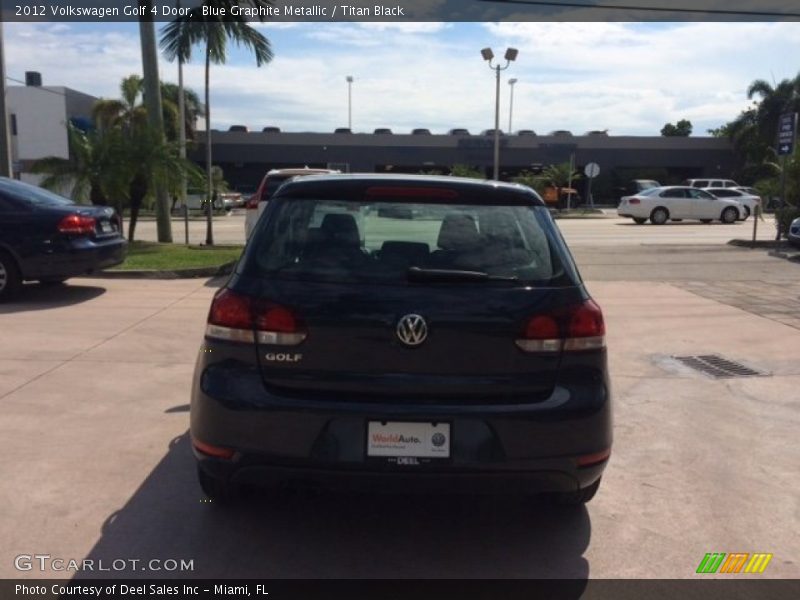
left=396, top=314, right=428, bottom=347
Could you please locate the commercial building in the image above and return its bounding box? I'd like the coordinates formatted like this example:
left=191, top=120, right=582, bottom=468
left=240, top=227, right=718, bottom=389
left=192, top=129, right=738, bottom=200
left=6, top=72, right=97, bottom=185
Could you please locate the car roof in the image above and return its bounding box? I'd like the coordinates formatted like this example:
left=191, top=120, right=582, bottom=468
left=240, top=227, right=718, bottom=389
left=266, top=168, right=339, bottom=178
left=273, top=174, right=544, bottom=206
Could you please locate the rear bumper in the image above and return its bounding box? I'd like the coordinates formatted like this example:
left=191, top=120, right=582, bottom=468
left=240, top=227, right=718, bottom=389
left=191, top=354, right=612, bottom=495
left=22, top=237, right=127, bottom=280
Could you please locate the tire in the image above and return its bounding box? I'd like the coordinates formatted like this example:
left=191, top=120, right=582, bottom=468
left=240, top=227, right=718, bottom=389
left=0, top=250, right=22, bottom=302
left=720, top=207, right=738, bottom=224
left=650, top=207, right=669, bottom=225
left=197, top=465, right=240, bottom=505
left=700, top=219, right=712, bottom=224
left=741, top=206, right=751, bottom=221
left=549, top=478, right=602, bottom=506
left=632, top=217, right=647, bottom=225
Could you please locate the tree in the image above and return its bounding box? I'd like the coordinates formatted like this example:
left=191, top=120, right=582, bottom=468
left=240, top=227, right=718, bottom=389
left=161, top=81, right=203, bottom=141
left=139, top=5, right=172, bottom=243
left=747, top=75, right=800, bottom=147
left=92, top=75, right=147, bottom=133
left=449, top=164, right=485, bottom=178
left=32, top=123, right=203, bottom=242
left=660, top=119, right=692, bottom=137
left=160, top=0, right=274, bottom=246
left=93, top=75, right=199, bottom=145
left=30, top=123, right=126, bottom=208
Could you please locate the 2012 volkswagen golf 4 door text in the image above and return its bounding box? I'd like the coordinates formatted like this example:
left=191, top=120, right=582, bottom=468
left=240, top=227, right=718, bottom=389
left=191, top=175, right=611, bottom=505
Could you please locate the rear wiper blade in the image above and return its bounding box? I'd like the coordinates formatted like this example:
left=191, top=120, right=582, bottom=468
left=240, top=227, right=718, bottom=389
left=407, top=266, right=518, bottom=283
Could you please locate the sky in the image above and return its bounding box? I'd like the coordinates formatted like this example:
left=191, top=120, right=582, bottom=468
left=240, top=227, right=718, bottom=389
left=3, top=20, right=799, bottom=136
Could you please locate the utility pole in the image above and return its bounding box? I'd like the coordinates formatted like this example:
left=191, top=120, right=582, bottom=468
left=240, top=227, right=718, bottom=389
left=0, top=23, right=13, bottom=177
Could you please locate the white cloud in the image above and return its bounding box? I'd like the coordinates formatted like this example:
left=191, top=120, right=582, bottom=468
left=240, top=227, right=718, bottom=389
left=4, top=21, right=800, bottom=136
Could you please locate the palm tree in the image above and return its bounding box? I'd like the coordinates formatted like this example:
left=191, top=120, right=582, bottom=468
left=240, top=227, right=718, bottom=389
left=123, top=125, right=204, bottom=241
left=160, top=0, right=274, bottom=245
left=92, top=75, right=147, bottom=133
left=747, top=74, right=800, bottom=147
left=161, top=81, right=203, bottom=141
left=93, top=75, right=195, bottom=144
left=31, top=123, right=126, bottom=207
left=32, top=123, right=202, bottom=242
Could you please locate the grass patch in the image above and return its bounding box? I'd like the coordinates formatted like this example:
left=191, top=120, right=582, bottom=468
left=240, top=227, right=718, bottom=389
left=110, top=242, right=244, bottom=271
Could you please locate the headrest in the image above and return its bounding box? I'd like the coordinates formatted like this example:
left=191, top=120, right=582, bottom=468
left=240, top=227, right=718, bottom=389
left=320, top=213, right=360, bottom=247
left=437, top=213, right=480, bottom=250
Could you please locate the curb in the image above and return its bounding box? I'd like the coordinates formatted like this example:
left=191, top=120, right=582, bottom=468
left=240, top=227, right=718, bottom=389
left=84, top=261, right=236, bottom=280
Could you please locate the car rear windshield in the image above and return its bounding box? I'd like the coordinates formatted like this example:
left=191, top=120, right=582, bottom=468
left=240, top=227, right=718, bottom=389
left=244, top=198, right=570, bottom=285
left=0, top=178, right=75, bottom=206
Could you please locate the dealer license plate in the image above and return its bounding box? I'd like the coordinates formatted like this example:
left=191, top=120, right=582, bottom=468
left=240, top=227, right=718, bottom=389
left=367, top=421, right=450, bottom=459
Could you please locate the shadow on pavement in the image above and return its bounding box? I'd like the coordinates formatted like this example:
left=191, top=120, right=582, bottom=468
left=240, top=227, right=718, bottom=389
left=0, top=282, right=106, bottom=313
left=77, top=432, right=592, bottom=581
left=204, top=275, right=228, bottom=289
left=615, top=221, right=743, bottom=226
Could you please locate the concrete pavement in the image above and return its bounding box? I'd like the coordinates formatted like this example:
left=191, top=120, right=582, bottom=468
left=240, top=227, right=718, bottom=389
left=1, top=268, right=798, bottom=578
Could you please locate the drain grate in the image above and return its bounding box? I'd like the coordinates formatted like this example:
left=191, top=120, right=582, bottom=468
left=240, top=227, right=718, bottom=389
left=672, top=355, right=767, bottom=379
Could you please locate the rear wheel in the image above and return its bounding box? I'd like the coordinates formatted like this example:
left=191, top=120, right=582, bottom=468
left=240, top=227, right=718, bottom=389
left=721, top=207, right=738, bottom=224
left=549, top=478, right=601, bottom=506
left=632, top=217, right=647, bottom=225
left=0, top=251, right=22, bottom=302
left=197, top=466, right=240, bottom=505
left=650, top=207, right=669, bottom=225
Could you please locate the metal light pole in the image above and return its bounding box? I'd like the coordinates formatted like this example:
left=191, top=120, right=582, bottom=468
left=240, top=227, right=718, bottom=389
left=481, top=47, right=518, bottom=180
left=346, top=75, right=353, bottom=130
left=508, top=78, right=518, bottom=134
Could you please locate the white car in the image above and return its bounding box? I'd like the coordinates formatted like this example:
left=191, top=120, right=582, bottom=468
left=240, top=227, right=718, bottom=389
left=702, top=187, right=761, bottom=220
left=618, top=186, right=743, bottom=225
left=684, top=178, right=740, bottom=189
left=244, top=168, right=340, bottom=239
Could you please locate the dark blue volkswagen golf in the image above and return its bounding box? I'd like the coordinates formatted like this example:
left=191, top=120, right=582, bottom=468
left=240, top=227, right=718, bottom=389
left=191, top=174, right=611, bottom=504
left=0, top=177, right=126, bottom=301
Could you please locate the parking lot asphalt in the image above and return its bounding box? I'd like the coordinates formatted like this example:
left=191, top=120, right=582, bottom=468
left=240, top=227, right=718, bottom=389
left=1, top=221, right=799, bottom=579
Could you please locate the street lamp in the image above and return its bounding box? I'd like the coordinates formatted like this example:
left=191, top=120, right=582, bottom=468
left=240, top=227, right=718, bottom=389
left=508, top=78, right=518, bottom=134
left=346, top=75, right=354, bottom=130
left=481, top=47, right=518, bottom=180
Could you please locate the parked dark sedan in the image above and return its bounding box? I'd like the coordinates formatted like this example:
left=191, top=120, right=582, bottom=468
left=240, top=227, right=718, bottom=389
left=0, top=177, right=126, bottom=301
left=191, top=174, right=611, bottom=505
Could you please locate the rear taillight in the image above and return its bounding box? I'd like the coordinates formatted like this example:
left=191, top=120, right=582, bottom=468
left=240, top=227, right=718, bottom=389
left=205, top=288, right=306, bottom=345
left=516, top=299, right=605, bottom=353
left=192, top=437, right=235, bottom=460
left=629, top=198, right=641, bottom=204
left=58, top=214, right=96, bottom=235
left=245, top=194, right=260, bottom=209
left=577, top=448, right=611, bottom=467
